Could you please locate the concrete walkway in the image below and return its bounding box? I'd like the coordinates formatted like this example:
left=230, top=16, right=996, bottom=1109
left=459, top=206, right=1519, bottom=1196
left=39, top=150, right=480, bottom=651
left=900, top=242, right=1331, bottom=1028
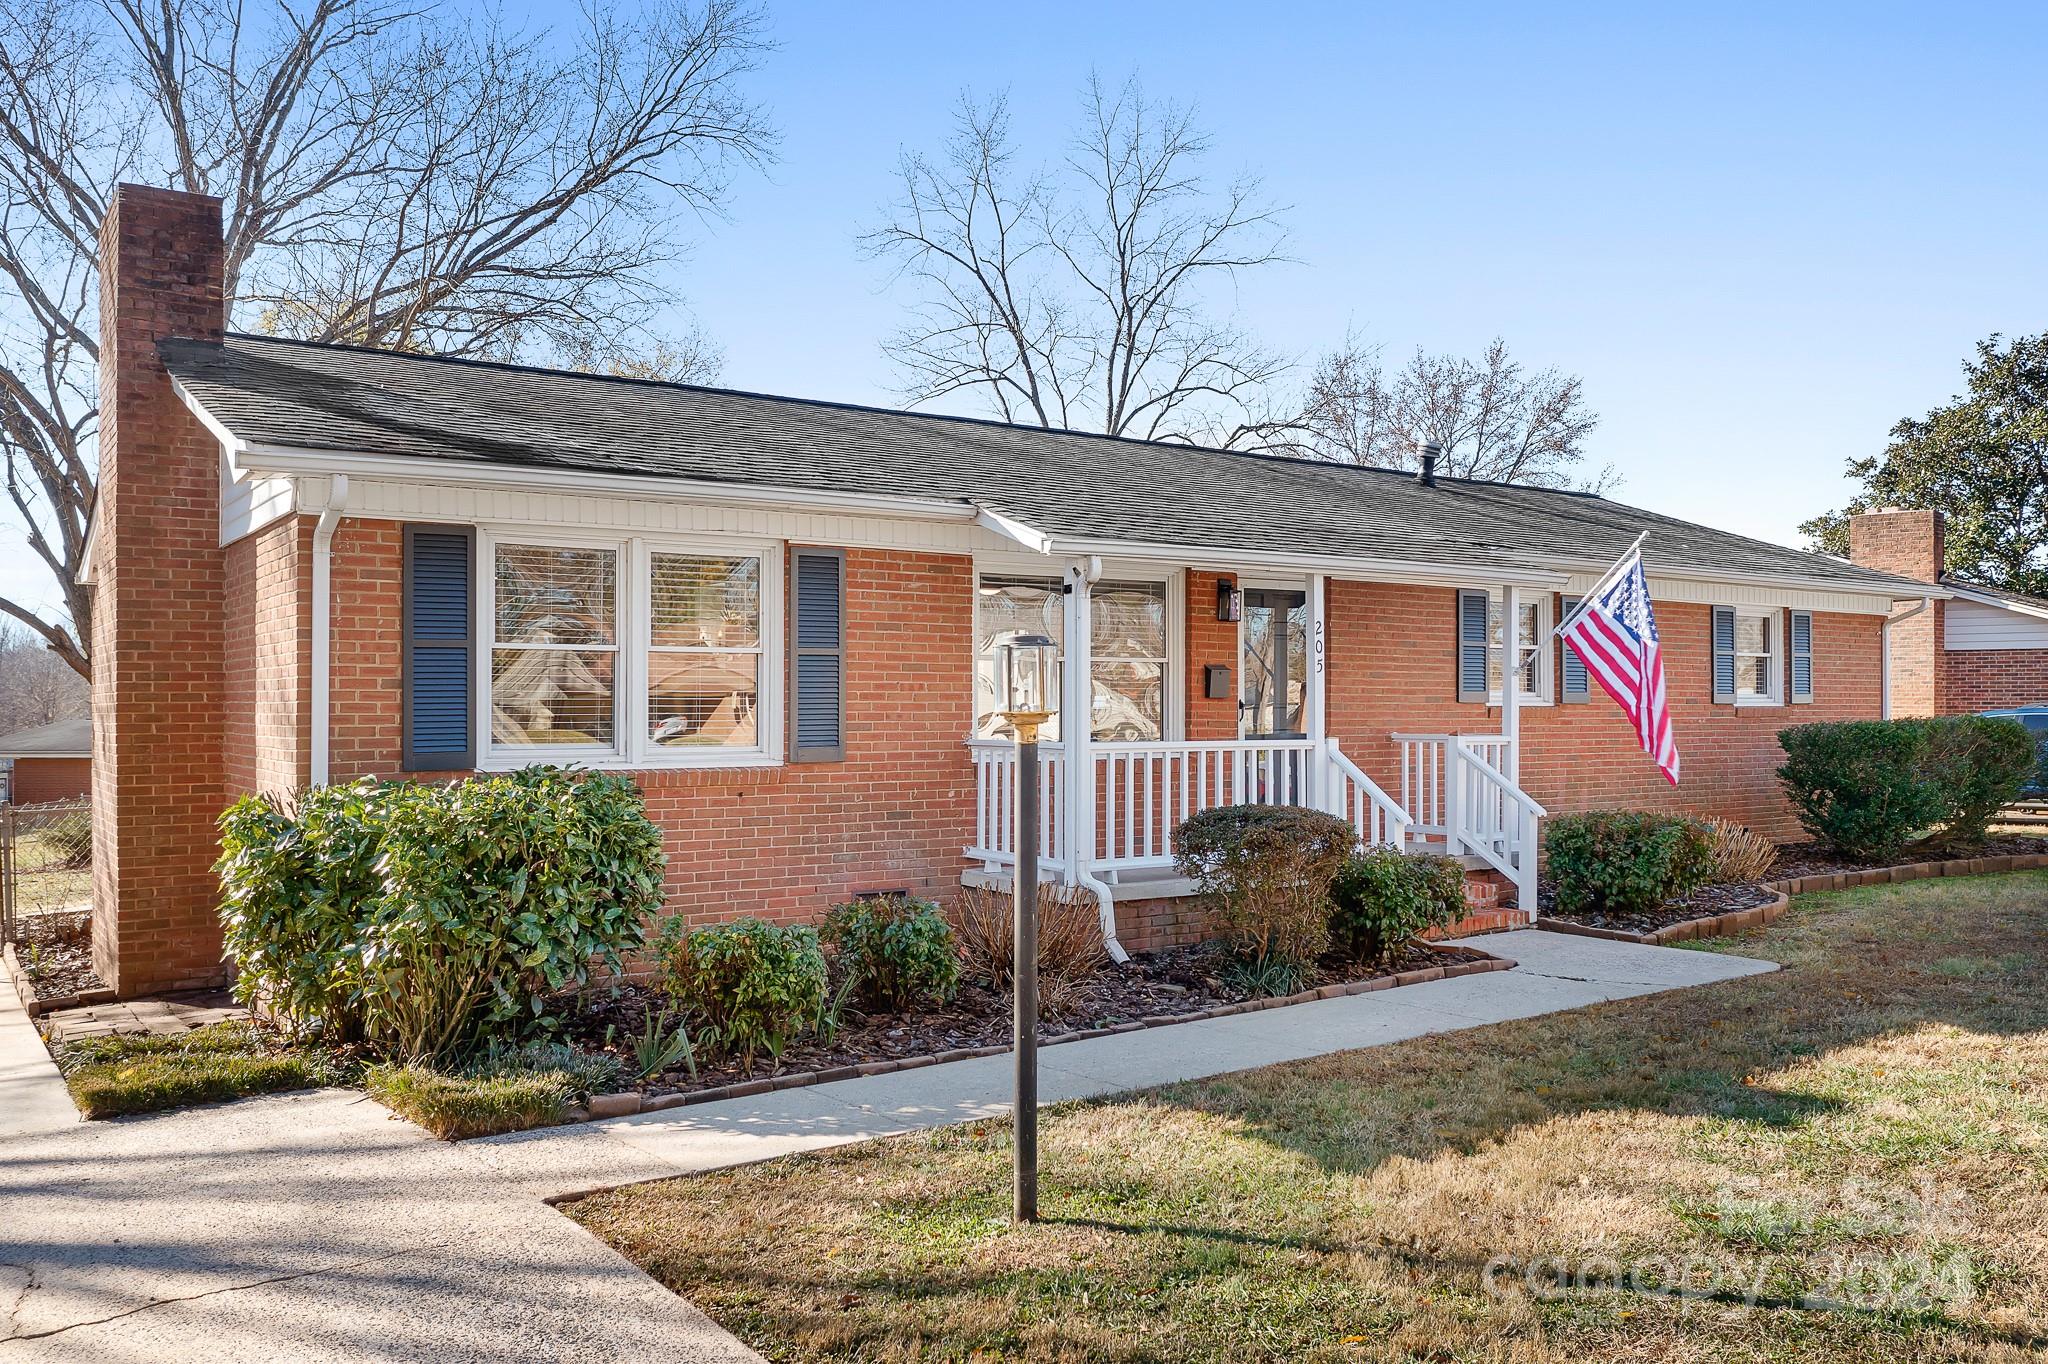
left=469, top=929, right=1778, bottom=1197
left=2, top=930, right=1774, bottom=1360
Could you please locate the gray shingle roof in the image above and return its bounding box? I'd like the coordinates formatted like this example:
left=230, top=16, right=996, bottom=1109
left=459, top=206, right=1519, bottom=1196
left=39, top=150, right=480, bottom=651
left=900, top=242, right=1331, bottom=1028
left=0, top=716, right=90, bottom=757
left=164, top=333, right=1924, bottom=595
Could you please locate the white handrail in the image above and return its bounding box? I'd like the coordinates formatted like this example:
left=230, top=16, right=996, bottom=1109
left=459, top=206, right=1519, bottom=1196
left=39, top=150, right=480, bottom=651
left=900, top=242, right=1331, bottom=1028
left=966, top=739, right=1068, bottom=871
left=1325, top=737, right=1410, bottom=851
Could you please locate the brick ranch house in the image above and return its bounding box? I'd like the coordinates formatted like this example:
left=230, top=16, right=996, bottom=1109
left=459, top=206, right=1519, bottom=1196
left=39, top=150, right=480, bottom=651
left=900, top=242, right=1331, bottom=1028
left=0, top=716, right=92, bottom=805
left=1848, top=508, right=2048, bottom=716
left=86, top=184, right=1939, bottom=997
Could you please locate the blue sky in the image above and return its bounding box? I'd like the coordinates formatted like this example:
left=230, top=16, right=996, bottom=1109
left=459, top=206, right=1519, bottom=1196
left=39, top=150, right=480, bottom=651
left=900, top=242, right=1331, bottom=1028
left=9, top=1, right=2047, bottom=628
left=657, top=1, right=2046, bottom=543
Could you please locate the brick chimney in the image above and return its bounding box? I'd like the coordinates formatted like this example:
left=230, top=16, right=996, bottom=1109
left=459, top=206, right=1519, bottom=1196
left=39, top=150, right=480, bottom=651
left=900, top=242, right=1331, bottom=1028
left=91, top=185, right=231, bottom=995
left=1847, top=508, right=1945, bottom=718
left=1848, top=507, right=1945, bottom=585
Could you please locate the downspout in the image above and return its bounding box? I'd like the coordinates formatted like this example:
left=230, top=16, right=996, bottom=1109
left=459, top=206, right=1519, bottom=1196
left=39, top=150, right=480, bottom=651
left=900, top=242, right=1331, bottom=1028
left=309, top=474, right=350, bottom=787
left=1065, top=555, right=1128, bottom=963
left=1880, top=595, right=1933, bottom=720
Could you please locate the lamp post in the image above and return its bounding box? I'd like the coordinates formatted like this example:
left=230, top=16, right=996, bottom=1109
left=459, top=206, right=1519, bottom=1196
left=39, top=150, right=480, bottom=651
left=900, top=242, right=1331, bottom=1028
left=993, top=629, right=1057, bottom=1225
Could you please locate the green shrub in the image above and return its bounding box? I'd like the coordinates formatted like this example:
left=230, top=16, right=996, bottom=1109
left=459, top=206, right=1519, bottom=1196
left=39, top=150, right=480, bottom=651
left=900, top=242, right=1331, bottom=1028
left=1327, top=848, right=1468, bottom=964
left=217, top=779, right=422, bottom=1042
left=55, top=1020, right=345, bottom=1119
left=364, top=767, right=665, bottom=1062
left=216, top=767, right=666, bottom=1063
left=1776, top=721, right=1943, bottom=863
left=657, top=917, right=827, bottom=1069
left=822, top=895, right=960, bottom=1012
left=1920, top=716, right=2038, bottom=851
left=1777, top=717, right=2036, bottom=862
left=40, top=808, right=92, bottom=869
left=1546, top=811, right=1716, bottom=916
left=1174, top=805, right=1356, bottom=995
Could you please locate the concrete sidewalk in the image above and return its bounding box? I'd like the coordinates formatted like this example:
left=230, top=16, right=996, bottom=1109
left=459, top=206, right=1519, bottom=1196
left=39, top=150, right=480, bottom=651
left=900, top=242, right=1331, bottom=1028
left=2, top=929, right=1773, bottom=1360
left=470, top=929, right=1777, bottom=1198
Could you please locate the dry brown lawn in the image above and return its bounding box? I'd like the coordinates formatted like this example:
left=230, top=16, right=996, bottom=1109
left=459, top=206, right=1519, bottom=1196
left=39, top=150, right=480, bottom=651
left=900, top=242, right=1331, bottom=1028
left=570, top=872, right=2048, bottom=1362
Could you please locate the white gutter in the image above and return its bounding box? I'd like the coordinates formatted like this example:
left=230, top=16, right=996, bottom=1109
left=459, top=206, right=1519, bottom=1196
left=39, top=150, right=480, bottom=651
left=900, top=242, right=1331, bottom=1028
left=1879, top=595, right=1934, bottom=719
left=310, top=474, right=350, bottom=786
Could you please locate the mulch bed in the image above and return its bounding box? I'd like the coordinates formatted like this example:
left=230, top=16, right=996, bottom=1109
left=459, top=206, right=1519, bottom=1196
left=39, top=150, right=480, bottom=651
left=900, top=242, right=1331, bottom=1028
left=1767, top=834, right=2048, bottom=883
left=9, top=912, right=107, bottom=1001
left=564, top=940, right=1472, bottom=1100
left=1534, top=878, right=1777, bottom=937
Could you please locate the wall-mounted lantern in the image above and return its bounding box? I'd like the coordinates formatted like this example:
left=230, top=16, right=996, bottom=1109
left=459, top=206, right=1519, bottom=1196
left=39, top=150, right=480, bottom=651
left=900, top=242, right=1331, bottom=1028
left=1216, top=579, right=1241, bottom=623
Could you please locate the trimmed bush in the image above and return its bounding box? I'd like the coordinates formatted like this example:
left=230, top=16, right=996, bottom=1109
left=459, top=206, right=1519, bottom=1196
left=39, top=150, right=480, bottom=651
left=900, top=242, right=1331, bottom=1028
left=1777, top=717, right=2037, bottom=861
left=216, top=767, right=666, bottom=1063
left=1546, top=811, right=1716, bottom=917
left=1920, top=716, right=2038, bottom=851
left=1174, top=804, right=1356, bottom=995
left=1327, top=848, right=1468, bottom=964
left=365, top=768, right=665, bottom=1062
left=1776, top=721, right=1942, bottom=863
left=657, top=917, right=827, bottom=1069
left=821, top=895, right=960, bottom=1013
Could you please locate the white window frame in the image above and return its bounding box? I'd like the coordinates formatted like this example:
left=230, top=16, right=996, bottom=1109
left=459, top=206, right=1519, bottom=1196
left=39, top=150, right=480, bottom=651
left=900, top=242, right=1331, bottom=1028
left=1089, top=578, right=1173, bottom=743
left=1488, top=589, right=1553, bottom=707
left=476, top=528, right=784, bottom=771
left=1732, top=604, right=1783, bottom=707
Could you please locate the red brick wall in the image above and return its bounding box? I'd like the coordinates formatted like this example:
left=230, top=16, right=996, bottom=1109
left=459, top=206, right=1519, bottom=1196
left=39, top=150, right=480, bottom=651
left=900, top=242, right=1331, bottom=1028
left=320, top=523, right=978, bottom=924
left=10, top=758, right=91, bottom=805
left=1183, top=571, right=1240, bottom=741
left=1325, top=581, right=1884, bottom=842
left=223, top=515, right=310, bottom=795
left=91, top=185, right=230, bottom=996
left=1944, top=650, right=2048, bottom=711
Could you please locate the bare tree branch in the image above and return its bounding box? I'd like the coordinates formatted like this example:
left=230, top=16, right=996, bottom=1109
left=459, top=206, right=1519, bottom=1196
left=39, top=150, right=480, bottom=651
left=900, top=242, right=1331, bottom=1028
left=1287, top=334, right=1612, bottom=492
left=864, top=73, right=1290, bottom=446
left=0, top=0, right=775, bottom=676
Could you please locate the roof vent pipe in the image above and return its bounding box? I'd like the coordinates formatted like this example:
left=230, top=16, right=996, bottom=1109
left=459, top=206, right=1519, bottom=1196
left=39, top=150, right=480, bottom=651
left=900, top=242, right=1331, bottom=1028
left=1415, top=441, right=1441, bottom=487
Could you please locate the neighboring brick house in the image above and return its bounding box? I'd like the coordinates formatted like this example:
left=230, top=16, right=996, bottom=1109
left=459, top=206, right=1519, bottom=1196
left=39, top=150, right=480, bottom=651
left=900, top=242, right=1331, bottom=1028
left=1849, top=509, right=2048, bottom=716
left=85, top=183, right=1934, bottom=997
left=0, top=716, right=92, bottom=804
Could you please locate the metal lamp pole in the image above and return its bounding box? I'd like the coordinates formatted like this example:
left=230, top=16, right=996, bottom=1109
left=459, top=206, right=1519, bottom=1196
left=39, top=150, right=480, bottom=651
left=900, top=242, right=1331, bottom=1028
left=1009, top=710, right=1045, bottom=1224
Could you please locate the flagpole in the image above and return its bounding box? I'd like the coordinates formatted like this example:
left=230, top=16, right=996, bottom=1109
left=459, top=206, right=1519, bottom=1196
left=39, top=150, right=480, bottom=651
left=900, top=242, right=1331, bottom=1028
left=1555, top=531, right=1650, bottom=639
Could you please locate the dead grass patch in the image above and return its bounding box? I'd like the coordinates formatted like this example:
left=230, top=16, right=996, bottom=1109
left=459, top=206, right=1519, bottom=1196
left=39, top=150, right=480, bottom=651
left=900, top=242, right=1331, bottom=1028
left=571, top=871, right=2048, bottom=1362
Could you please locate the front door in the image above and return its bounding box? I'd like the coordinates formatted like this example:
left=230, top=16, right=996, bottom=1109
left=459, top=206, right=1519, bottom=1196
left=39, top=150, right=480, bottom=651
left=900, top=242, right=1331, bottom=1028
left=1241, top=589, right=1308, bottom=738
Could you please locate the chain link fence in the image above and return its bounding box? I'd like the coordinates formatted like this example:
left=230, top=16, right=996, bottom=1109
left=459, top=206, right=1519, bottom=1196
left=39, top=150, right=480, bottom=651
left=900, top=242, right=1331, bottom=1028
left=0, top=796, right=92, bottom=951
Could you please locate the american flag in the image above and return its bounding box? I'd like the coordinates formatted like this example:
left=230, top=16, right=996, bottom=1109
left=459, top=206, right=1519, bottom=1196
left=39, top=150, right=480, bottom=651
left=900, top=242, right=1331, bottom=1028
left=1557, top=543, right=1681, bottom=786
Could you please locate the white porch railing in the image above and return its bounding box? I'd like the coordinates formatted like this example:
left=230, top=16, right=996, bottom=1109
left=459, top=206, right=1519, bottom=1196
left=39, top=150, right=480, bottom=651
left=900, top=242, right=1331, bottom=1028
left=1393, top=732, right=1544, bottom=912
left=967, top=739, right=1068, bottom=871
left=968, top=736, right=1411, bottom=881
left=1094, top=738, right=1317, bottom=874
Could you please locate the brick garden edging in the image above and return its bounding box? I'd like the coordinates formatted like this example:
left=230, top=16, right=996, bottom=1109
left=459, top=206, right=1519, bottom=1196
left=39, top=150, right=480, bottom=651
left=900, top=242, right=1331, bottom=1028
left=1, top=940, right=117, bottom=1020
left=1536, top=851, right=2048, bottom=947
left=563, top=941, right=1518, bottom=1123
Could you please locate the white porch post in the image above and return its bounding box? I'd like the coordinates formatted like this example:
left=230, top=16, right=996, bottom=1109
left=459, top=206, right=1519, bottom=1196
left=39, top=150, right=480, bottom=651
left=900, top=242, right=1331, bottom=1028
left=1308, top=572, right=1328, bottom=810
left=1501, top=583, right=1522, bottom=783
left=1062, top=560, right=1094, bottom=883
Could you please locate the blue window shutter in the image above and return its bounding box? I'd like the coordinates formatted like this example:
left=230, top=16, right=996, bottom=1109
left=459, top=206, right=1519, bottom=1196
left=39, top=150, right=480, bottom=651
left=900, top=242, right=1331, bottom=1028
left=1789, top=609, right=1814, bottom=703
left=790, top=549, right=846, bottom=762
left=1456, top=589, right=1490, bottom=704
left=1559, top=594, right=1590, bottom=703
left=402, top=525, right=476, bottom=771
left=1711, top=605, right=1737, bottom=704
